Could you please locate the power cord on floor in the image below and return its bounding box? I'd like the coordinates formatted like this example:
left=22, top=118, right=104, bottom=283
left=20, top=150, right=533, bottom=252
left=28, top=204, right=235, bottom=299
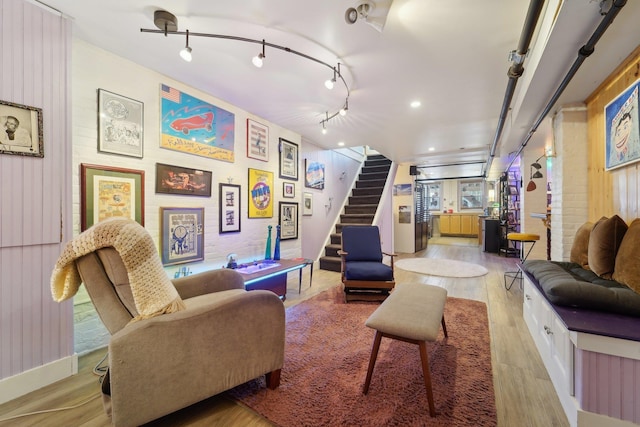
left=0, top=394, right=100, bottom=423
left=0, top=351, right=109, bottom=424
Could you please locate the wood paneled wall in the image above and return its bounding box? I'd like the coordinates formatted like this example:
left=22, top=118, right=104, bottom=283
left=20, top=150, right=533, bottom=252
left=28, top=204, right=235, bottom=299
left=0, top=0, right=72, bottom=384
left=587, top=45, right=640, bottom=222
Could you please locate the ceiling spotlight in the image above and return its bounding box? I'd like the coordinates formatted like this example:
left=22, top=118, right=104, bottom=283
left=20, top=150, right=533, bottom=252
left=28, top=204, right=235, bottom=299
left=339, top=100, right=349, bottom=116
left=410, top=100, right=421, bottom=108
left=252, top=39, right=266, bottom=68
left=322, top=123, right=327, bottom=134
left=180, top=30, right=192, bottom=62
left=325, top=65, right=339, bottom=90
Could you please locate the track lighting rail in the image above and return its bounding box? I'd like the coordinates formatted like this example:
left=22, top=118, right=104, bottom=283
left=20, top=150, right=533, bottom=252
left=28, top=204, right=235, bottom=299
left=141, top=17, right=351, bottom=132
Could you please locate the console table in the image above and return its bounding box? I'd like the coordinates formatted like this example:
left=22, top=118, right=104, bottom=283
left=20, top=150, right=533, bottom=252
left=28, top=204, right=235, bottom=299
left=235, top=258, right=312, bottom=301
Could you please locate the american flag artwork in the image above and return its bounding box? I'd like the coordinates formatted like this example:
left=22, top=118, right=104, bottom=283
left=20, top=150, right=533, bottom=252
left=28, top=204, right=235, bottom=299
left=160, top=84, right=235, bottom=162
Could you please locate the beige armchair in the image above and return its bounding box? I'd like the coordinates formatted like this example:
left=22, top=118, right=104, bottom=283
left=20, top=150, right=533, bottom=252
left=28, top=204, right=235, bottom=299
left=76, top=247, right=285, bottom=427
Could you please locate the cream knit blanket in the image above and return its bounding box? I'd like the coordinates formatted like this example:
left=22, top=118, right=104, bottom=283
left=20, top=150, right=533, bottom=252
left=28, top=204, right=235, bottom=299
left=51, top=219, right=185, bottom=320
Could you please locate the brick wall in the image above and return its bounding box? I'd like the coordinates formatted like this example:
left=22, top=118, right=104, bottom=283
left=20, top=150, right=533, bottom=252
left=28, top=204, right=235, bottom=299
left=550, top=106, right=588, bottom=261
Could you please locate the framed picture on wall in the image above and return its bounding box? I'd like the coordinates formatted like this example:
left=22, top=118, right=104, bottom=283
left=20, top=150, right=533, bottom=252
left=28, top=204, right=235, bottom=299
left=604, top=78, right=640, bottom=170
left=304, top=159, right=325, bottom=190
left=155, top=163, right=212, bottom=197
left=283, top=182, right=295, bottom=198
left=247, top=118, right=269, bottom=161
left=279, top=138, right=298, bottom=180
left=160, top=207, right=204, bottom=266
left=0, top=99, right=44, bottom=157
left=219, top=183, right=241, bottom=233
left=279, top=202, right=298, bottom=240
left=248, top=168, right=273, bottom=218
left=80, top=163, right=145, bottom=231
left=303, top=192, right=313, bottom=216
left=97, top=89, right=144, bottom=158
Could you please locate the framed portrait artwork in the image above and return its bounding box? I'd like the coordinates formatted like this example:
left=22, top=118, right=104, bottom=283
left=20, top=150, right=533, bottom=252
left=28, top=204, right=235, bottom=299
left=279, top=138, right=298, bottom=180
left=303, top=192, right=313, bottom=216
left=283, top=182, right=295, bottom=198
left=305, top=159, right=325, bottom=190
left=604, top=78, right=640, bottom=170
left=279, top=202, right=298, bottom=240
left=80, top=164, right=145, bottom=231
left=248, top=168, right=274, bottom=218
left=160, top=207, right=205, bottom=266
left=247, top=118, right=269, bottom=161
left=155, top=163, right=212, bottom=197
left=97, top=89, right=144, bottom=158
left=0, top=99, right=43, bottom=157
left=219, top=183, right=241, bottom=233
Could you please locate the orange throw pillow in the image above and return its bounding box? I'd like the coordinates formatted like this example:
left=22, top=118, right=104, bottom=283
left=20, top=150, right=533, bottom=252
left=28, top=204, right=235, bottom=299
left=588, top=215, right=628, bottom=279
left=613, top=218, right=640, bottom=294
left=570, top=221, right=595, bottom=269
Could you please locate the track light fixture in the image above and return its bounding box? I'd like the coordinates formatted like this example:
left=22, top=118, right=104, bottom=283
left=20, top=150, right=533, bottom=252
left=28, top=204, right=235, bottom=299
left=325, top=66, right=337, bottom=90
left=142, top=10, right=351, bottom=129
left=252, top=39, right=266, bottom=68
left=339, top=99, right=349, bottom=116
left=179, top=29, right=192, bottom=62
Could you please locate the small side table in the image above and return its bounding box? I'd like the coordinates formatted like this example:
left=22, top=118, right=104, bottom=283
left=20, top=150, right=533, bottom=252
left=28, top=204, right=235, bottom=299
left=298, top=259, right=314, bottom=293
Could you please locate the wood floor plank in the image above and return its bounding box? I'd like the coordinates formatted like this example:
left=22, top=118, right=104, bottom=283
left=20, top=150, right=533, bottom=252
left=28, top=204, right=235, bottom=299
left=0, top=238, right=569, bottom=427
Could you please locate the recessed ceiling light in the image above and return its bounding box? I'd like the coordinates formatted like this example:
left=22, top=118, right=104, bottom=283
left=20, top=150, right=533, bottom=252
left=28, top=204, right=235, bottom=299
left=338, top=141, right=345, bottom=146
left=428, top=147, right=435, bottom=152
left=410, top=100, right=421, bottom=108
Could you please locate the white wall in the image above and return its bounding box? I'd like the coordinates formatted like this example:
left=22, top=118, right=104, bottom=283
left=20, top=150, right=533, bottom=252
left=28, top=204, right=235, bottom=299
left=71, top=40, right=304, bottom=353
left=393, top=164, right=415, bottom=253
left=300, top=144, right=363, bottom=261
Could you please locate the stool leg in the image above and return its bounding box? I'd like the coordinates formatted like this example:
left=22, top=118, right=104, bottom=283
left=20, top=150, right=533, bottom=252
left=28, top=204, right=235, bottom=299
left=418, top=341, right=436, bottom=417
left=363, top=331, right=383, bottom=395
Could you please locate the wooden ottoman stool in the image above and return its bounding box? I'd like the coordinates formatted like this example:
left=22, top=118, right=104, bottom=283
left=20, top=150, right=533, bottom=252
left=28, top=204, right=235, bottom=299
left=363, top=283, right=448, bottom=417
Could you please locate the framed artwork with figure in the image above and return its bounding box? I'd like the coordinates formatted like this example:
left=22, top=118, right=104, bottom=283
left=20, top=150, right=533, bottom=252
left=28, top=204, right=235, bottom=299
left=160, top=207, right=204, bottom=266
left=0, top=99, right=43, bottom=157
left=605, top=78, right=640, bottom=170
left=80, top=163, right=145, bottom=231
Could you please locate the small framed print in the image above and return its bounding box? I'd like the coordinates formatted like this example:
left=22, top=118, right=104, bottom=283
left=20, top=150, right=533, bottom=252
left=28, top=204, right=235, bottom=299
left=303, top=192, right=313, bottom=216
left=247, top=118, right=269, bottom=161
left=0, top=99, right=43, bottom=157
left=155, top=163, right=212, bottom=197
left=80, top=163, right=145, bottom=231
left=304, top=159, right=325, bottom=190
left=283, top=182, right=295, bottom=198
left=279, top=202, right=298, bottom=240
left=160, top=207, right=204, bottom=266
left=219, top=183, right=241, bottom=233
left=279, top=138, right=298, bottom=180
left=98, top=89, right=144, bottom=158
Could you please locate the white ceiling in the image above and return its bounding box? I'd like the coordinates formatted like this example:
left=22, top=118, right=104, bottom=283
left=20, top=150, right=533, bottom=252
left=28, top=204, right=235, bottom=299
left=40, top=0, right=640, bottom=181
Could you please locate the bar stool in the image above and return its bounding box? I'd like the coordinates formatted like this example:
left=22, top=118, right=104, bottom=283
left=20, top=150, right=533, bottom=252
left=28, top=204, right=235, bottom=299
left=503, top=232, right=539, bottom=290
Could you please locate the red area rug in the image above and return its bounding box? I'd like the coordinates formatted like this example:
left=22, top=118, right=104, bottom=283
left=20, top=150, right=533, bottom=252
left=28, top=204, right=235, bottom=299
left=229, top=286, right=496, bottom=426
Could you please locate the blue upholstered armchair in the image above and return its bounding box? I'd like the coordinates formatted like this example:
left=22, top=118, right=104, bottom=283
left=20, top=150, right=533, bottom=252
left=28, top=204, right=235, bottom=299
left=338, top=225, right=396, bottom=302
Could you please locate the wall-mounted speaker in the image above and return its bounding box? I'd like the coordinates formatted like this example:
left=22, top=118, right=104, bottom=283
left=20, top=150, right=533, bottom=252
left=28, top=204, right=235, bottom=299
left=409, top=165, right=418, bottom=176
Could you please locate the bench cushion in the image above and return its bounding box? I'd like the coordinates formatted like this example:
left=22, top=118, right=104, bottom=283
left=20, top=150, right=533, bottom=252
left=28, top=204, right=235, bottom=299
left=365, top=283, right=447, bottom=341
left=522, top=260, right=640, bottom=317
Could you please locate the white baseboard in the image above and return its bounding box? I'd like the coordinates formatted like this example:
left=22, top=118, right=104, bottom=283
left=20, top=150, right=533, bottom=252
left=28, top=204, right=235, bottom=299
left=0, top=355, right=78, bottom=405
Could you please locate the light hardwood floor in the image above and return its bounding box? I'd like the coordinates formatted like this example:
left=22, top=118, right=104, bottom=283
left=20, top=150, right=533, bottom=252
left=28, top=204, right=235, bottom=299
left=0, top=238, right=569, bottom=427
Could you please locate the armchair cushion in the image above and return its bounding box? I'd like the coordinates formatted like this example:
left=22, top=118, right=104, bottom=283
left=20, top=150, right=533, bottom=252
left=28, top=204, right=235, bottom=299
left=345, top=261, right=394, bottom=281
left=342, top=226, right=383, bottom=262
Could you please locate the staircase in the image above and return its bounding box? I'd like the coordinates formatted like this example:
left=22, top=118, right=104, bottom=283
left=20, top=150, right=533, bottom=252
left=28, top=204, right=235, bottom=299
left=319, top=155, right=392, bottom=272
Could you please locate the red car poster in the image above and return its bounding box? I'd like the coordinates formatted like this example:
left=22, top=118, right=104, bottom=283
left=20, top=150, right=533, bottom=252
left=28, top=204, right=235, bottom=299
left=160, top=84, right=235, bottom=162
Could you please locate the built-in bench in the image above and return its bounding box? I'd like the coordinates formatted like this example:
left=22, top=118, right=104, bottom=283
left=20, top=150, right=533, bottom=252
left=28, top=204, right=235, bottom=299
left=521, top=268, right=640, bottom=427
